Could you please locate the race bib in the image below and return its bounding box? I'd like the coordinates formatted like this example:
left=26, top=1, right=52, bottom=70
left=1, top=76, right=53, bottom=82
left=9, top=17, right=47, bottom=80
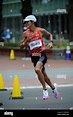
left=29, top=40, right=42, bottom=50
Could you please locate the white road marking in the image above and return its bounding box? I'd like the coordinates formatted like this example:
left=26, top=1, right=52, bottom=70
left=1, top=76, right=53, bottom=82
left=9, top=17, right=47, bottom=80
left=5, top=84, right=73, bottom=90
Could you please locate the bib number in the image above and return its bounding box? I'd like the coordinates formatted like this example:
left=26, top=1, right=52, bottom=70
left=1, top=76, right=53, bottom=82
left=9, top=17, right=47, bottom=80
left=29, top=40, right=42, bottom=50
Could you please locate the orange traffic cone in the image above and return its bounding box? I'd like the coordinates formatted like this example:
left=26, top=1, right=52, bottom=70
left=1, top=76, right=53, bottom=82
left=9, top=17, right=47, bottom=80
left=0, top=73, right=7, bottom=91
left=11, top=75, right=23, bottom=99
left=10, top=49, right=15, bottom=60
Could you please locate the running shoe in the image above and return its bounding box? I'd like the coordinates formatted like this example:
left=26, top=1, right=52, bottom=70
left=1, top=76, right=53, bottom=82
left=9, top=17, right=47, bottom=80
left=52, top=83, right=60, bottom=99
left=42, top=89, right=50, bottom=100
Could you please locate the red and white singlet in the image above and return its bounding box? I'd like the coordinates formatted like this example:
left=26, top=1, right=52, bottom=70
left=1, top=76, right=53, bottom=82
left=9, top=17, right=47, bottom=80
left=25, top=27, right=46, bottom=56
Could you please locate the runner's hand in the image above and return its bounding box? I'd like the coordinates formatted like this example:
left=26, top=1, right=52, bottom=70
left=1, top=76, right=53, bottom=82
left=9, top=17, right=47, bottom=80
left=47, top=42, right=53, bottom=49
left=20, top=39, right=25, bottom=49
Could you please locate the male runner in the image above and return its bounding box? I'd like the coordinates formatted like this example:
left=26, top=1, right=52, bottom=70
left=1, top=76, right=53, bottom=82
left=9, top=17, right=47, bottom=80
left=20, top=15, right=60, bottom=100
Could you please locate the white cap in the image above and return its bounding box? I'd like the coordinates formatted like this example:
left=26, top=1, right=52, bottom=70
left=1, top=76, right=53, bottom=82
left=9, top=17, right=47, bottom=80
left=23, top=15, right=37, bottom=22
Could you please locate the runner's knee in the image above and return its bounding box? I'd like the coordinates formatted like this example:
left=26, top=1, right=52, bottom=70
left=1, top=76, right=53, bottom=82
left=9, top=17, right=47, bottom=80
left=34, top=67, right=40, bottom=74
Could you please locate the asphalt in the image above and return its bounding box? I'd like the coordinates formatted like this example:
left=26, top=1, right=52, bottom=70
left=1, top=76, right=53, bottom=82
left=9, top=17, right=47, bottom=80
left=0, top=55, right=73, bottom=116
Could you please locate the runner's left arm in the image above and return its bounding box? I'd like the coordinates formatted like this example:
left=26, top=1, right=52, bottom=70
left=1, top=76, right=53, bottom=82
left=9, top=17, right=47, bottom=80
left=40, top=28, right=53, bottom=48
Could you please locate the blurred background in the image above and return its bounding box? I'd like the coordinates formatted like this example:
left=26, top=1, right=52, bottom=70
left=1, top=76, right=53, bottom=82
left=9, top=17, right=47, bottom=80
left=0, top=0, right=73, bottom=48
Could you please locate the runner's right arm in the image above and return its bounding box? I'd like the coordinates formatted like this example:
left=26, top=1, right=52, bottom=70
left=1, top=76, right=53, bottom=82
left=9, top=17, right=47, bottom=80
left=20, top=32, right=27, bottom=49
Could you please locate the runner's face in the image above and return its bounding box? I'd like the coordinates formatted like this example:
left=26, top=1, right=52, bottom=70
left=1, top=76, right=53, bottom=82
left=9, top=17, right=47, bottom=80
left=25, top=21, right=32, bottom=29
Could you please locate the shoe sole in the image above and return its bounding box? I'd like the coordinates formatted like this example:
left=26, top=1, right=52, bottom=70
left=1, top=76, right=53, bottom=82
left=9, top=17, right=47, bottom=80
left=42, top=96, right=50, bottom=100
left=55, top=93, right=60, bottom=99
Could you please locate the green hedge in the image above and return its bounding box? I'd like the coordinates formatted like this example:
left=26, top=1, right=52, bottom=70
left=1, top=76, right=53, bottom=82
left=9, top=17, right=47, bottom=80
left=4, top=42, right=20, bottom=48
